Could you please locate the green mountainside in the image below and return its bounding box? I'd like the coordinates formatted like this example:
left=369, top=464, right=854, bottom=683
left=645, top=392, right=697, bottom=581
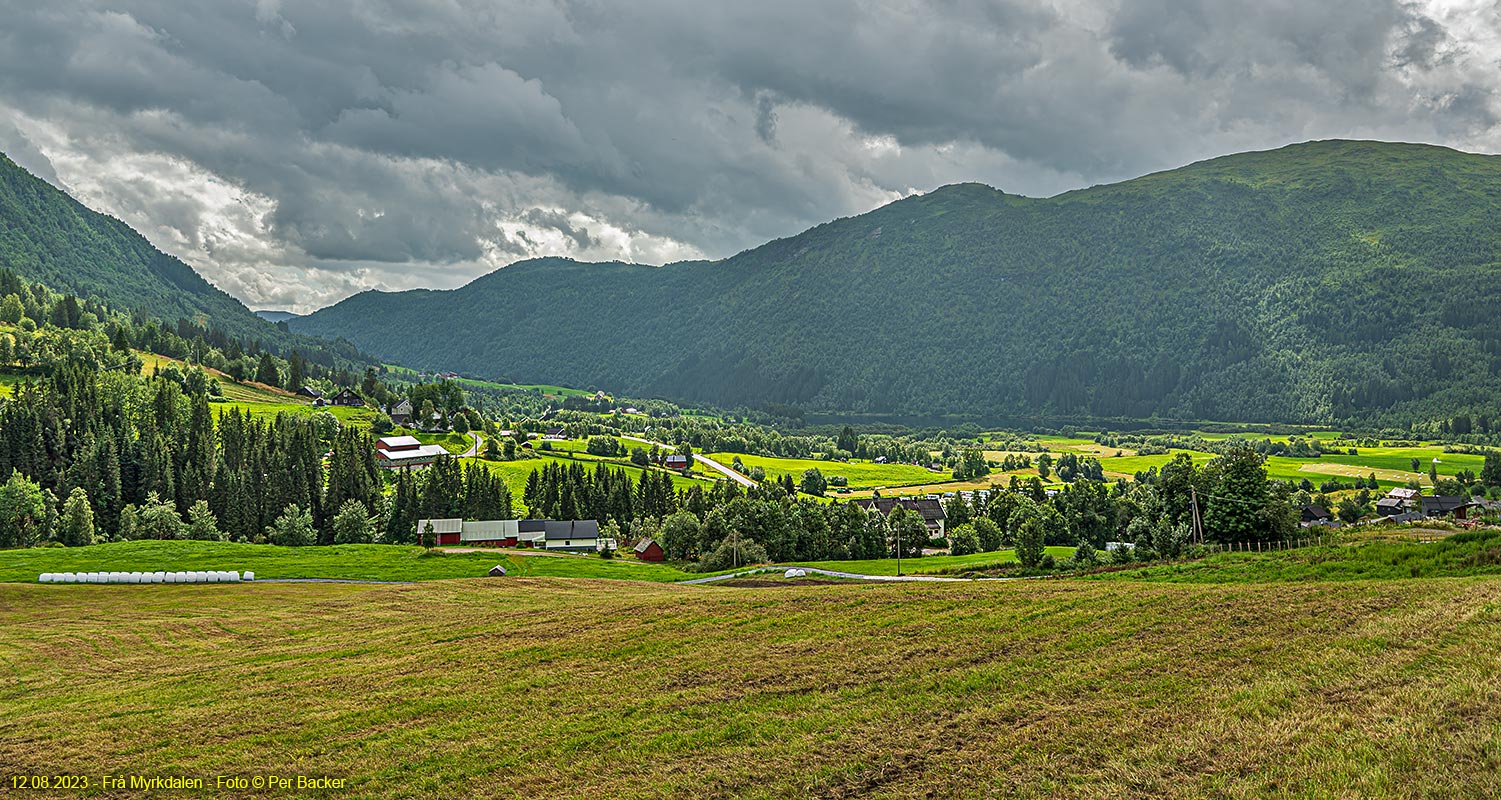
left=0, top=152, right=273, bottom=339
left=287, top=139, right=1498, bottom=425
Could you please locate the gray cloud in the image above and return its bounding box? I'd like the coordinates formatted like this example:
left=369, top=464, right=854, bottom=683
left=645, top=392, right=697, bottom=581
left=0, top=0, right=1497, bottom=313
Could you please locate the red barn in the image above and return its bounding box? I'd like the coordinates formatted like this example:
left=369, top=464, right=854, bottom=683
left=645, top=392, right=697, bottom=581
left=416, top=518, right=463, bottom=546
left=664, top=454, right=689, bottom=470
left=634, top=538, right=665, bottom=562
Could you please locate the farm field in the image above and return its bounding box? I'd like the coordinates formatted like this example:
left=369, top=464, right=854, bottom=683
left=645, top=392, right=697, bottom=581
left=1096, top=449, right=1216, bottom=478
left=786, top=547, right=1075, bottom=576
left=454, top=375, right=594, bottom=398
left=414, top=430, right=477, bottom=454
left=139, top=352, right=299, bottom=404
left=1089, top=529, right=1501, bottom=583
left=704, top=451, right=944, bottom=490
left=840, top=473, right=1037, bottom=500
left=4, top=576, right=1500, bottom=798
left=214, top=400, right=379, bottom=427
left=0, top=540, right=696, bottom=583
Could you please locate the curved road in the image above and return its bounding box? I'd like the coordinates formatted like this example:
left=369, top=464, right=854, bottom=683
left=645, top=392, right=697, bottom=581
left=622, top=435, right=757, bottom=488
left=460, top=431, right=482, bottom=458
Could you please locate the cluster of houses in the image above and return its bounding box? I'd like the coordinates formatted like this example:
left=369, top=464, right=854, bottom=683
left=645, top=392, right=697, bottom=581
left=1301, top=485, right=1501, bottom=528
left=417, top=518, right=609, bottom=553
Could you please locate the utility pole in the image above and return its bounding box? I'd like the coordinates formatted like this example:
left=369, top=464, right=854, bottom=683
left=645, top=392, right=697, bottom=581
left=1190, top=487, right=1204, bottom=545
left=896, top=519, right=902, bottom=577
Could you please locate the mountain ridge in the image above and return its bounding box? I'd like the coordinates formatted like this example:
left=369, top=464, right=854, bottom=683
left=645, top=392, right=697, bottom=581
left=292, top=138, right=1501, bottom=425
left=0, top=151, right=276, bottom=339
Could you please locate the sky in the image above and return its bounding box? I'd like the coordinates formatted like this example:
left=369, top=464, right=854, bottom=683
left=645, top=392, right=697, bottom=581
left=1, top=0, right=1499, bottom=314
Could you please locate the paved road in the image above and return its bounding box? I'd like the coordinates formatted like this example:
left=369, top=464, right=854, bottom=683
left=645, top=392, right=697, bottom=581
left=460, top=431, right=482, bottom=457
left=621, top=435, right=758, bottom=488
left=679, top=566, right=972, bottom=585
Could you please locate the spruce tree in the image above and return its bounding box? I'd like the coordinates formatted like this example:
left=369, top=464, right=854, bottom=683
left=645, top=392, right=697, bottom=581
left=58, top=486, right=95, bottom=546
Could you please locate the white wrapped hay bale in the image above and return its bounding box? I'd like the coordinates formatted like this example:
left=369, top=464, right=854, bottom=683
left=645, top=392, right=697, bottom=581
left=37, top=573, right=53, bottom=583
left=242, top=571, right=255, bottom=582
left=151, top=572, right=165, bottom=583
left=62, top=573, right=77, bottom=583
left=226, top=571, right=241, bottom=583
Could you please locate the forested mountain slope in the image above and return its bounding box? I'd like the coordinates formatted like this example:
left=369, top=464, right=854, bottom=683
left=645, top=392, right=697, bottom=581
left=0, top=153, right=272, bottom=339
left=293, top=140, right=1501, bottom=426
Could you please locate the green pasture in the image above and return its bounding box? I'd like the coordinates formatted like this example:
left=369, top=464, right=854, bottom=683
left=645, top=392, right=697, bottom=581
left=0, top=540, right=696, bottom=584
left=786, top=546, right=1075, bottom=576
left=1091, top=529, right=1501, bottom=583
left=704, top=451, right=944, bottom=489
left=6, top=571, right=1501, bottom=796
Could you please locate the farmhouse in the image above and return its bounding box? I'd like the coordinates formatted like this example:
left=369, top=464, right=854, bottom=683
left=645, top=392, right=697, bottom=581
left=375, top=435, right=449, bottom=470
left=389, top=399, right=412, bottom=427
left=1301, top=504, right=1332, bottom=524
left=544, top=520, right=601, bottom=553
left=665, top=454, right=690, bottom=470
left=1376, top=497, right=1409, bottom=517
left=296, top=386, right=323, bottom=400
left=853, top=497, right=947, bottom=537
left=1420, top=495, right=1476, bottom=519
left=330, top=388, right=365, bottom=407
left=516, top=519, right=547, bottom=546
left=1386, top=487, right=1421, bottom=501
left=635, top=538, right=665, bottom=562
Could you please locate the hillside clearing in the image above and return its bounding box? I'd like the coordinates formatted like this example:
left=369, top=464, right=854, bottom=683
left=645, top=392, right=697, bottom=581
left=2, top=577, right=1499, bottom=798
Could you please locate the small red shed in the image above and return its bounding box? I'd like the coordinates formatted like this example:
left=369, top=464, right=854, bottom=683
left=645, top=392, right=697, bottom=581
left=634, top=538, right=665, bottom=562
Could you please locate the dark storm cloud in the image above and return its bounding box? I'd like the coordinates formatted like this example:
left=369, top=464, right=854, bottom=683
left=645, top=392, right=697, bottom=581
left=0, top=0, right=1496, bottom=312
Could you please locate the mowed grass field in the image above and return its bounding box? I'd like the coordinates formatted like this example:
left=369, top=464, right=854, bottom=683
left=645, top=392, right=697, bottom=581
left=704, top=452, right=943, bottom=490
left=1096, top=444, right=1485, bottom=488
left=3, top=576, right=1499, bottom=798
left=0, top=541, right=696, bottom=583
left=786, top=547, right=1075, bottom=576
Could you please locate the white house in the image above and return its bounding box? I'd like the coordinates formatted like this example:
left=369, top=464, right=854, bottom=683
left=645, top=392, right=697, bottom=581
left=543, top=520, right=600, bottom=553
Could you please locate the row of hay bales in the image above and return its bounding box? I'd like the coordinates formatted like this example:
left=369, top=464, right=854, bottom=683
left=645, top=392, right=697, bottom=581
left=37, top=571, right=254, bottom=584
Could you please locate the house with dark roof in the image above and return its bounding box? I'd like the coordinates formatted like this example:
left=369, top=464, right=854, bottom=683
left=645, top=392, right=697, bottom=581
left=1420, top=495, right=1476, bottom=519
left=389, top=398, right=413, bottom=427
left=664, top=454, right=689, bottom=470
left=296, top=386, right=323, bottom=400
left=1376, top=497, right=1409, bottom=517
left=1301, top=505, right=1332, bottom=525
left=543, top=520, right=600, bottom=553
left=853, top=497, right=947, bottom=537
left=330, top=388, right=365, bottom=407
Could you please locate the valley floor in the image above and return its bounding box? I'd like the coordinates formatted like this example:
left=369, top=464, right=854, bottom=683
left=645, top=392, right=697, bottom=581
left=2, top=576, right=1499, bottom=798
